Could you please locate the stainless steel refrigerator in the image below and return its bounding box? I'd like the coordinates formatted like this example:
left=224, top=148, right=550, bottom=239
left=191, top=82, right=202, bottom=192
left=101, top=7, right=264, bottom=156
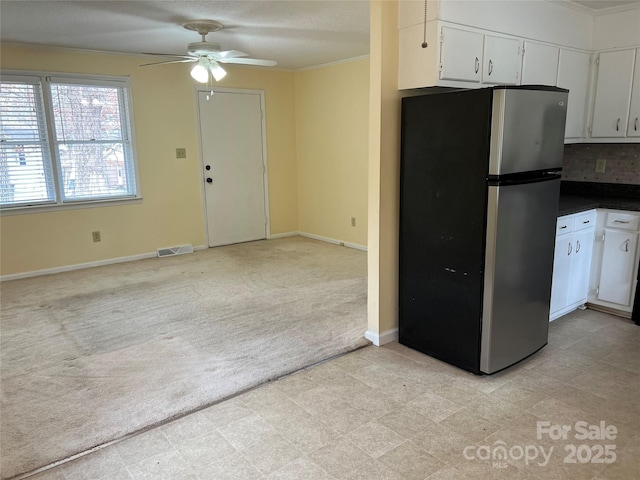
left=399, top=85, right=568, bottom=375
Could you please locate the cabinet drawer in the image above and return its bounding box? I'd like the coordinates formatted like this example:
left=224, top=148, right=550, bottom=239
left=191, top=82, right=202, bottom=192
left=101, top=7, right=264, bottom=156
left=574, top=210, right=596, bottom=231
left=606, top=212, right=640, bottom=231
left=556, top=216, right=574, bottom=235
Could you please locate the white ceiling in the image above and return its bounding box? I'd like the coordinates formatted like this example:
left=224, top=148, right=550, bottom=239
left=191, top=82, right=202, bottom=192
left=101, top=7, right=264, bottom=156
left=0, top=1, right=370, bottom=70
left=1, top=1, right=638, bottom=71
left=569, top=0, right=639, bottom=10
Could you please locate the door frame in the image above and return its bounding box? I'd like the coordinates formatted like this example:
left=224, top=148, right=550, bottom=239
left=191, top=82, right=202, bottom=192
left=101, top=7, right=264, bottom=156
left=194, top=86, right=271, bottom=247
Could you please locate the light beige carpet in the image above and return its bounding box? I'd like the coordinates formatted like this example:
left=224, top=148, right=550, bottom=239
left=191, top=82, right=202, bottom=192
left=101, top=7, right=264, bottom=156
left=0, top=236, right=368, bottom=479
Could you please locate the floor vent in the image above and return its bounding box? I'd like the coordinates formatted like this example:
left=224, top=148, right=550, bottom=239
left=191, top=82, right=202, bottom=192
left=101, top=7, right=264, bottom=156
left=157, top=244, right=194, bottom=258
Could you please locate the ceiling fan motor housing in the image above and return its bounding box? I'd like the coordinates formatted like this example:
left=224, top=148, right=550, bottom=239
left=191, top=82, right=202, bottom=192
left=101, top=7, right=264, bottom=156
left=188, top=42, right=222, bottom=56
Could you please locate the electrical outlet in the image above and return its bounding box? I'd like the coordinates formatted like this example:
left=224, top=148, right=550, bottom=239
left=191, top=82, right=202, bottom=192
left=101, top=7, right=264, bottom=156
left=351, top=217, right=356, bottom=227
left=176, top=148, right=187, bottom=159
left=595, top=158, right=606, bottom=173
left=92, top=231, right=101, bottom=242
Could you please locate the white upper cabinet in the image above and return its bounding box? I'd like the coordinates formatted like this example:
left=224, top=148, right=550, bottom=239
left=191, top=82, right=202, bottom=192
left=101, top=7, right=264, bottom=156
left=399, top=22, right=522, bottom=89
left=439, top=27, right=483, bottom=83
left=521, top=41, right=559, bottom=86
left=482, top=35, right=522, bottom=85
left=590, top=49, right=635, bottom=138
left=627, top=49, right=640, bottom=137
left=557, top=49, right=590, bottom=140
left=397, top=1, right=640, bottom=142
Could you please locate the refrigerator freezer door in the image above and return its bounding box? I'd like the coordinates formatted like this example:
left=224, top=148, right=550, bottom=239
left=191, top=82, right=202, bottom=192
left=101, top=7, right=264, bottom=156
left=399, top=88, right=493, bottom=374
left=480, top=177, right=560, bottom=374
left=489, top=88, right=568, bottom=175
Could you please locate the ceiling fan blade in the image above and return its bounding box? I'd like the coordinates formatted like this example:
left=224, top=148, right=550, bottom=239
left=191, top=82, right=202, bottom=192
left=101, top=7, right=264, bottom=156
left=217, top=50, right=249, bottom=59
left=220, top=57, right=277, bottom=67
left=142, top=52, right=192, bottom=58
left=140, top=58, right=196, bottom=67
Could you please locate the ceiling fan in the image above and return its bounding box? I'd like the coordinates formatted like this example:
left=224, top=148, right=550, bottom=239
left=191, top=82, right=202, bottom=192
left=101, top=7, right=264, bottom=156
left=140, top=20, right=277, bottom=83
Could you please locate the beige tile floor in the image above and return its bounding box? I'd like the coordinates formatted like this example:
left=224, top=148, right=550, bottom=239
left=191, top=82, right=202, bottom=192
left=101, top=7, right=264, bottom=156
left=27, top=309, right=639, bottom=480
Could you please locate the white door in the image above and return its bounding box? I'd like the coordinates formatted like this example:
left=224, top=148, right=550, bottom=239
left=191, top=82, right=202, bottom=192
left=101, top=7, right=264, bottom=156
left=198, top=90, right=267, bottom=247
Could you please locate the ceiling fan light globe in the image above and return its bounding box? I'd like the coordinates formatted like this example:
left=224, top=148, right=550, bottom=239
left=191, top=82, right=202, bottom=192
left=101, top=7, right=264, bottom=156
left=209, top=62, right=227, bottom=82
left=190, top=64, right=209, bottom=83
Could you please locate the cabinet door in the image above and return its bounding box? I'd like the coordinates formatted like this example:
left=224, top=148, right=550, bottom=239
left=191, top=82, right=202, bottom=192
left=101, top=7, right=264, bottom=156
left=521, top=41, right=559, bottom=86
left=567, top=229, right=594, bottom=306
left=482, top=35, right=521, bottom=85
left=598, top=229, right=638, bottom=306
left=439, top=27, right=483, bottom=83
left=627, top=49, right=640, bottom=137
left=550, top=234, right=572, bottom=314
left=557, top=50, right=590, bottom=139
left=591, top=49, right=635, bottom=138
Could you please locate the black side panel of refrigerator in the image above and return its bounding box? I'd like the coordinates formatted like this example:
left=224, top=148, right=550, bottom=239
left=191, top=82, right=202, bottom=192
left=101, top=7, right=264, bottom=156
left=399, top=89, right=492, bottom=374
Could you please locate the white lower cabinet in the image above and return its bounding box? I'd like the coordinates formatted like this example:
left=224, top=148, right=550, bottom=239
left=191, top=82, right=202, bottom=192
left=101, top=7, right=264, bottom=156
left=550, top=210, right=596, bottom=321
left=589, top=210, right=640, bottom=315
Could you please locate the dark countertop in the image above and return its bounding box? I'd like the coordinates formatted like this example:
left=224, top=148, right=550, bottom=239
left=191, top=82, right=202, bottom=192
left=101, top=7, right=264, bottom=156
left=558, top=181, right=640, bottom=217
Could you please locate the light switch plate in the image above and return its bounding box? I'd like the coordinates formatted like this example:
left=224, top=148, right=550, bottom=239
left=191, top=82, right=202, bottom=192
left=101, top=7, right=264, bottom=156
left=176, top=148, right=187, bottom=159
left=595, top=158, right=606, bottom=173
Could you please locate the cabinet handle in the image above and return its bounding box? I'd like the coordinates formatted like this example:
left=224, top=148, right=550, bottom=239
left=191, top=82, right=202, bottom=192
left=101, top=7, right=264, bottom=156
left=614, top=220, right=630, bottom=224
left=625, top=239, right=630, bottom=252
left=576, top=240, right=581, bottom=253
left=560, top=225, right=567, bottom=229
left=488, top=59, right=493, bottom=76
left=616, top=118, right=620, bottom=131
left=635, top=117, right=639, bottom=131
left=475, top=57, right=479, bottom=74
left=568, top=242, right=572, bottom=255
left=582, top=220, right=590, bottom=224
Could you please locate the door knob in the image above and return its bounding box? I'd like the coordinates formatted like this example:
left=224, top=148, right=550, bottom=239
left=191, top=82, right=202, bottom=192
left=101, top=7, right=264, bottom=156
left=206, top=178, right=213, bottom=183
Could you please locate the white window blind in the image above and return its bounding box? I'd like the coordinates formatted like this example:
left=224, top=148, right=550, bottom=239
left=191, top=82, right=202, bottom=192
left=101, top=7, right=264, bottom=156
left=0, top=72, right=139, bottom=211
left=0, top=79, right=55, bottom=206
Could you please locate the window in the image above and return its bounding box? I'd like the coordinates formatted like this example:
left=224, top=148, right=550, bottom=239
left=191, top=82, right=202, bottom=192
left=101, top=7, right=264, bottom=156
left=0, top=72, right=139, bottom=210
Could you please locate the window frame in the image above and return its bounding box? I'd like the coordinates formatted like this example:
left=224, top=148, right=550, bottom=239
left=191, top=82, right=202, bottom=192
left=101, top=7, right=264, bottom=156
left=0, top=70, right=142, bottom=215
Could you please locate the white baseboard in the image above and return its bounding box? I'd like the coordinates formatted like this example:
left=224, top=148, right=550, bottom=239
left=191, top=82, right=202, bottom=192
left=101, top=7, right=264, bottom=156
left=1, top=245, right=208, bottom=282
left=268, top=231, right=299, bottom=239
left=1, top=230, right=367, bottom=281
left=365, top=328, right=398, bottom=346
left=298, top=231, right=367, bottom=252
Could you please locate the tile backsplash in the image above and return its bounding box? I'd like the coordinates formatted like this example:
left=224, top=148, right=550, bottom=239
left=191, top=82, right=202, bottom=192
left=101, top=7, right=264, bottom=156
left=562, top=143, right=640, bottom=184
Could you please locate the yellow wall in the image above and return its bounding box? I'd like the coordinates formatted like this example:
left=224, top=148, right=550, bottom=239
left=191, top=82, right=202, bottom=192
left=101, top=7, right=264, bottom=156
left=0, top=44, right=371, bottom=277
left=0, top=45, right=299, bottom=276
left=294, top=59, right=370, bottom=246
left=368, top=0, right=402, bottom=339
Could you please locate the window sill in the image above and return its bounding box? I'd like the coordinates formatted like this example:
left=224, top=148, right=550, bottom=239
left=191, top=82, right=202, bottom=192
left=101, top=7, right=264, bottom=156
left=0, top=196, right=143, bottom=216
